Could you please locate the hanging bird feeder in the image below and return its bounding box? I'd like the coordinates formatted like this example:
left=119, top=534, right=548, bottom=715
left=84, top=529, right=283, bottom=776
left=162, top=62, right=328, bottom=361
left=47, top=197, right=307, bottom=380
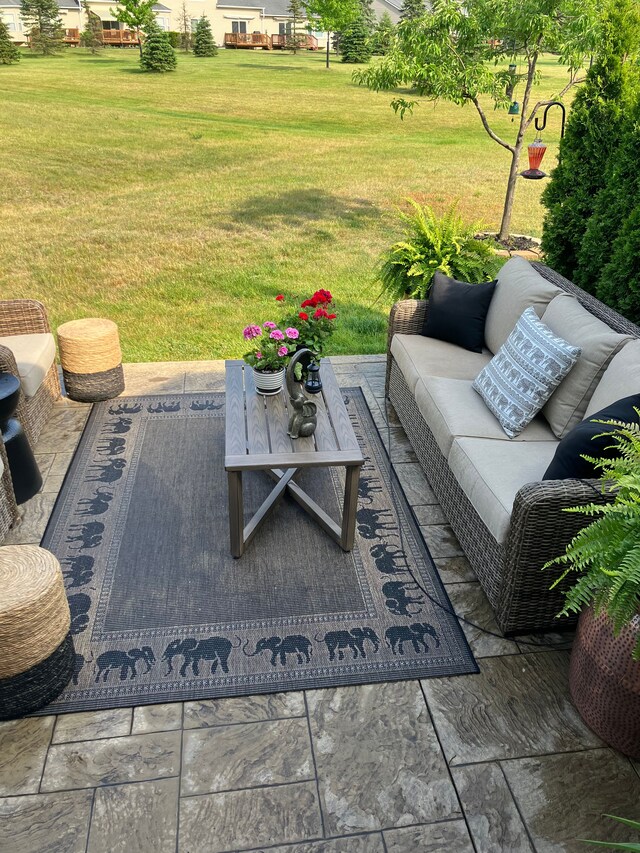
left=508, top=102, right=520, bottom=115
left=520, top=138, right=548, bottom=180
left=519, top=102, right=567, bottom=180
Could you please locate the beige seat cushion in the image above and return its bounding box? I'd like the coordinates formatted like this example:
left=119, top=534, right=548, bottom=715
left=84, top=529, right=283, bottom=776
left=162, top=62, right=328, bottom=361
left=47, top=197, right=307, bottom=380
left=0, top=333, right=56, bottom=398
left=414, top=376, right=557, bottom=457
left=390, top=333, right=491, bottom=393
left=484, top=257, right=562, bottom=354
left=448, top=437, right=559, bottom=543
left=585, top=339, right=640, bottom=417
left=540, top=294, right=633, bottom=437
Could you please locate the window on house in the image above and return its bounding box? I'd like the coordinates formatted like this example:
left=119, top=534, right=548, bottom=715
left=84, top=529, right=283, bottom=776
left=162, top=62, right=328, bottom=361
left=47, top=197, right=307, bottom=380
left=231, top=20, right=247, bottom=34
left=102, top=21, right=122, bottom=30
left=156, top=16, right=169, bottom=30
left=3, top=13, right=16, bottom=30
left=191, top=18, right=199, bottom=30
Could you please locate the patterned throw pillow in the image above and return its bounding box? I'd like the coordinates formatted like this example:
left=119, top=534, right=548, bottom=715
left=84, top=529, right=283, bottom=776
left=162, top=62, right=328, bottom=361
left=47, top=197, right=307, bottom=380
left=473, top=307, right=581, bottom=438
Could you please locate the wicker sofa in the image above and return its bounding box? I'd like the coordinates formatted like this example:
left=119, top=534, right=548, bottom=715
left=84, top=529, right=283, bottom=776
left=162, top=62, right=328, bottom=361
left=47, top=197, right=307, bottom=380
left=386, top=259, right=640, bottom=635
left=0, top=299, right=61, bottom=448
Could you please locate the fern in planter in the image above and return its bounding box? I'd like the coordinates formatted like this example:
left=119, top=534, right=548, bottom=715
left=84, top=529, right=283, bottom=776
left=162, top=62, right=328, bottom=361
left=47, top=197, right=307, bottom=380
left=378, top=202, right=502, bottom=301
left=546, top=414, right=640, bottom=659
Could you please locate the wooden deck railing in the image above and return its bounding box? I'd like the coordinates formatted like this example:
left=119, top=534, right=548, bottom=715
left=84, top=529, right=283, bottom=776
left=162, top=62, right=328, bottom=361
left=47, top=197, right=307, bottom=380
left=271, top=33, right=318, bottom=50
left=224, top=32, right=272, bottom=49
left=102, top=29, right=139, bottom=45
left=63, top=28, right=140, bottom=46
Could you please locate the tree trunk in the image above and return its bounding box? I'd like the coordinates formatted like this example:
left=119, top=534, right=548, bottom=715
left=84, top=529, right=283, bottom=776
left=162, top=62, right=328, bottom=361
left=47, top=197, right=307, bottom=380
left=499, top=144, right=523, bottom=241
left=498, top=52, right=538, bottom=242
left=137, top=27, right=143, bottom=58
left=326, top=32, right=330, bottom=68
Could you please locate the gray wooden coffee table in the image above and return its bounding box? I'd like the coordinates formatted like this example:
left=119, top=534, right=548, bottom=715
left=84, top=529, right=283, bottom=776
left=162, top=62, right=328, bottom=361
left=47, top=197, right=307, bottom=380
left=225, top=359, right=364, bottom=558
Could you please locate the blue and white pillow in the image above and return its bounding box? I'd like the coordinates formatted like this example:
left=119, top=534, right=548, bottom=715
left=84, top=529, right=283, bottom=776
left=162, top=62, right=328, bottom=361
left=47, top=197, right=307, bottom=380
left=473, top=307, right=581, bottom=438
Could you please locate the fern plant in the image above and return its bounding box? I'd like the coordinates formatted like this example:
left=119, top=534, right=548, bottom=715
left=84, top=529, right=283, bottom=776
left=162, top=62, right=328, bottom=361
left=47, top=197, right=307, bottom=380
left=378, top=201, right=502, bottom=300
left=545, top=413, right=640, bottom=659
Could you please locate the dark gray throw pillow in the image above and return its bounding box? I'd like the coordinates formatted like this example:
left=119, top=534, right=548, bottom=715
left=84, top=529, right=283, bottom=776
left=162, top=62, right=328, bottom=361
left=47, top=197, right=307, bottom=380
left=422, top=271, right=497, bottom=353
left=543, top=394, right=640, bottom=480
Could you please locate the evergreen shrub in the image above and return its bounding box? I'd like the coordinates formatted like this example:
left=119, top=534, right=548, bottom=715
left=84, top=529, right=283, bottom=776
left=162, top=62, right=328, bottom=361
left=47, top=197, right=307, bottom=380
left=340, top=14, right=371, bottom=63
left=0, top=18, right=20, bottom=63
left=140, top=24, right=177, bottom=71
left=192, top=15, right=217, bottom=57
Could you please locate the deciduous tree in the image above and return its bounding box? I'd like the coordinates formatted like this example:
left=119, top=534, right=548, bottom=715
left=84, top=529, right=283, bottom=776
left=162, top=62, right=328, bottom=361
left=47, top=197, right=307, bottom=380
left=20, top=0, right=63, bottom=55
left=302, top=0, right=359, bottom=67
left=192, top=14, right=217, bottom=56
left=177, top=0, right=192, bottom=52
left=0, top=17, right=20, bottom=63
left=286, top=0, right=307, bottom=52
left=359, top=0, right=376, bottom=31
left=111, top=0, right=155, bottom=56
left=80, top=0, right=104, bottom=53
left=399, top=0, right=424, bottom=20
left=356, top=0, right=599, bottom=241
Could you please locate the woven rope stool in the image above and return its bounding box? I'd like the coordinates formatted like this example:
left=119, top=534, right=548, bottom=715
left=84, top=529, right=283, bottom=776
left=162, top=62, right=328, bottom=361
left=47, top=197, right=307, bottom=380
left=57, top=318, right=125, bottom=402
left=0, top=545, right=75, bottom=719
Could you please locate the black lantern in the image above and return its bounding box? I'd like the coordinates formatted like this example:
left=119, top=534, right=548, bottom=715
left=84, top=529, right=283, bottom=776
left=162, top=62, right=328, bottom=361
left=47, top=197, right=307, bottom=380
left=304, top=361, right=323, bottom=395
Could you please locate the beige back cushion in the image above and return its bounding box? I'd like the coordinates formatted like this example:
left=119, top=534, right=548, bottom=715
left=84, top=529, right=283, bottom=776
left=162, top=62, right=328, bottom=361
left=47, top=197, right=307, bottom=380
left=484, top=257, right=562, bottom=354
left=585, top=339, right=640, bottom=416
left=541, top=294, right=633, bottom=437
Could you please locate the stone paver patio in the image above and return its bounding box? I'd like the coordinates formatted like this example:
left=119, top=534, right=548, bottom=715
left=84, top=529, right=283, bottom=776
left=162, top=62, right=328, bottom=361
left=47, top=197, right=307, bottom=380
left=1, top=357, right=639, bottom=853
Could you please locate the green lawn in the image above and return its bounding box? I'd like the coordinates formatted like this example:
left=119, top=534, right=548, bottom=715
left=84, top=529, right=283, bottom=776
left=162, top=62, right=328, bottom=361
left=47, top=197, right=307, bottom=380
left=0, top=49, right=571, bottom=361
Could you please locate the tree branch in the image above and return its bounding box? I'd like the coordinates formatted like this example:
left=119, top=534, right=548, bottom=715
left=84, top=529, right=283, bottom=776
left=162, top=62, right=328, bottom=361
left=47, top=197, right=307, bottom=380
left=470, top=96, right=515, bottom=154
left=526, top=71, right=586, bottom=127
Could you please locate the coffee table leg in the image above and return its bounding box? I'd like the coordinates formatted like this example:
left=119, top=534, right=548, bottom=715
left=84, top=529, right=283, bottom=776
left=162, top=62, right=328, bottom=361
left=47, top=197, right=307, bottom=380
left=228, top=470, right=244, bottom=558
left=341, top=465, right=360, bottom=551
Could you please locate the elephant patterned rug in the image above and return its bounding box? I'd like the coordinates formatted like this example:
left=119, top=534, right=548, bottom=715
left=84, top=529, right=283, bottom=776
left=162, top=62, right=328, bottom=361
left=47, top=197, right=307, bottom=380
left=39, top=389, right=477, bottom=714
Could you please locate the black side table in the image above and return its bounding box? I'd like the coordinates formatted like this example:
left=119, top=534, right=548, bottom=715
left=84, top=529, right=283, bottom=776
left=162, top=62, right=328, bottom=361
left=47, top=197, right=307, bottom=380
left=0, top=374, right=42, bottom=504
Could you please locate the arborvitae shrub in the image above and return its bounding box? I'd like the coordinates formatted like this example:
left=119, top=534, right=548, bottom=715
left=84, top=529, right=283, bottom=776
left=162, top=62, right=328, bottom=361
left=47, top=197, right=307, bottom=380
left=540, top=0, right=639, bottom=284
left=596, top=205, right=640, bottom=323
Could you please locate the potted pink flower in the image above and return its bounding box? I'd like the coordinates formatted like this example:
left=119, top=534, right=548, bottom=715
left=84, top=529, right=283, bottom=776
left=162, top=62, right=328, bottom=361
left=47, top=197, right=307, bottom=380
left=242, top=317, right=299, bottom=396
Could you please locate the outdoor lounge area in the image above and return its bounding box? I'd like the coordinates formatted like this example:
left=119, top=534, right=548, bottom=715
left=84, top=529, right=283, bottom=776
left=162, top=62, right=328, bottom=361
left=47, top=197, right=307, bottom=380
left=0, top=263, right=639, bottom=849
left=3, top=8, right=640, bottom=847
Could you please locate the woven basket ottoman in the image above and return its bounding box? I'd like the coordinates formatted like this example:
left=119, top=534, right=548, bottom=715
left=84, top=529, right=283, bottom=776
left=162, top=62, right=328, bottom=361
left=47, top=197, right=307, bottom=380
left=57, top=318, right=125, bottom=402
left=0, top=545, right=75, bottom=719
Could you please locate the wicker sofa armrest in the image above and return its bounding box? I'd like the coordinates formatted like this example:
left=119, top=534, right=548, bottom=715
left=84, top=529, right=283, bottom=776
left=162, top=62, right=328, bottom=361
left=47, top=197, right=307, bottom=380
left=0, top=300, right=52, bottom=337
left=385, top=299, right=429, bottom=396
left=0, top=343, right=20, bottom=378
left=499, top=478, right=613, bottom=632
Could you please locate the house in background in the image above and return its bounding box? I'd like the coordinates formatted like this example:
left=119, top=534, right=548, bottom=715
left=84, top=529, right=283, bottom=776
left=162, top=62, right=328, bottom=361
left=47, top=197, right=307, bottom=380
left=1, top=0, right=400, bottom=44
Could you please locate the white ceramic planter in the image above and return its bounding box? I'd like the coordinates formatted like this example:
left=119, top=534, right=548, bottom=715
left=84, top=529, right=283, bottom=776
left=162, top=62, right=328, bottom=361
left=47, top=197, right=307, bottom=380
left=253, top=367, right=285, bottom=396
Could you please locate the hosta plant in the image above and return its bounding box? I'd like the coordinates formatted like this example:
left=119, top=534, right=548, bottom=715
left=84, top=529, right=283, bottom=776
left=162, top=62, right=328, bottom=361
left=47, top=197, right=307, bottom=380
left=378, top=201, right=502, bottom=301
left=546, top=413, right=640, bottom=659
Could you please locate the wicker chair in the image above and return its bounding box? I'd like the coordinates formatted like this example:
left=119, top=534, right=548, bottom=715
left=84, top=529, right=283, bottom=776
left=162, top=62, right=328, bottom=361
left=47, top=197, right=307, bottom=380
left=0, top=440, right=18, bottom=541
left=0, top=300, right=61, bottom=448
left=385, top=263, right=640, bottom=635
